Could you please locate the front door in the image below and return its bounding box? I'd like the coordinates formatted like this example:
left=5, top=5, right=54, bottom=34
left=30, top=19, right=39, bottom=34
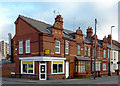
left=66, top=62, right=69, bottom=78
left=39, top=62, right=47, bottom=80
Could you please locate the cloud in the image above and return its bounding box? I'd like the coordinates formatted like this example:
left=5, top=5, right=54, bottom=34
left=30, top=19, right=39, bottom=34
left=0, top=1, right=119, bottom=42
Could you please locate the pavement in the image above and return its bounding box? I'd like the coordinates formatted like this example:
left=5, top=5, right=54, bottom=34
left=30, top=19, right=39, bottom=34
left=1, top=75, right=120, bottom=85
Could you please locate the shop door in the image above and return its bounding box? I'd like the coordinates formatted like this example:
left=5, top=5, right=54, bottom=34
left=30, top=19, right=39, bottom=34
left=66, top=62, right=69, bottom=78
left=39, top=62, right=47, bottom=80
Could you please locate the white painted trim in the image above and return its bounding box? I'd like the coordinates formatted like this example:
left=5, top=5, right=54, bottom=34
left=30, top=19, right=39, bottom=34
left=19, top=56, right=66, bottom=61
left=21, top=60, right=35, bottom=74
left=51, top=60, right=64, bottom=74
left=55, top=40, right=60, bottom=54
left=39, top=62, right=47, bottom=80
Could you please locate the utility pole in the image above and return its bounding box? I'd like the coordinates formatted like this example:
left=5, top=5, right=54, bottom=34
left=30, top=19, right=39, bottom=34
left=94, top=19, right=97, bottom=79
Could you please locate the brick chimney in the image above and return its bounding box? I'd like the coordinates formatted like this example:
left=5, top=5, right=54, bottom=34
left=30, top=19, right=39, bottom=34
left=86, top=26, right=93, bottom=37
left=53, top=15, right=63, bottom=29
left=107, top=34, right=111, bottom=44
left=103, top=36, right=107, bottom=43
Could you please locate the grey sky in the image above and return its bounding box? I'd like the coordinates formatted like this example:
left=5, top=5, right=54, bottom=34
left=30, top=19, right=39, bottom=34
left=0, top=1, right=119, bottom=42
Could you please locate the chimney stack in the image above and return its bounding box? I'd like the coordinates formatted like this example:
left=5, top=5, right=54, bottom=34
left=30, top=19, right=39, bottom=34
left=86, top=26, right=93, bottom=37
left=53, top=15, right=63, bottom=29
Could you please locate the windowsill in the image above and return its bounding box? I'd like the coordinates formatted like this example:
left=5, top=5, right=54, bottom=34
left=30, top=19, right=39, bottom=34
left=51, top=73, right=65, bottom=75
left=55, top=52, right=61, bottom=54
left=18, top=54, right=23, bottom=55
left=25, top=53, right=31, bottom=55
left=21, top=73, right=34, bottom=75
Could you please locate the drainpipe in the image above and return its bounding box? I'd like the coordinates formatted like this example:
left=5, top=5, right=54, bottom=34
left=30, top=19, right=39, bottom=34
left=64, top=38, right=65, bottom=58
left=39, top=33, right=40, bottom=56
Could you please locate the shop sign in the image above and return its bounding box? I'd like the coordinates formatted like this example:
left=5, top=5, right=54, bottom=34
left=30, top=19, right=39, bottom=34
left=22, top=61, right=33, bottom=64
left=45, top=49, right=50, bottom=55
left=53, top=61, right=63, bottom=64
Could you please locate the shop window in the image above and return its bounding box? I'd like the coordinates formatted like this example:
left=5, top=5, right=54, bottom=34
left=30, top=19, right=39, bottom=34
left=92, top=62, right=101, bottom=71
left=21, top=61, right=34, bottom=74
left=113, top=64, right=116, bottom=70
left=55, top=40, right=60, bottom=54
left=103, top=63, right=106, bottom=71
left=52, top=61, right=64, bottom=74
left=65, top=42, right=69, bottom=54
left=19, top=41, right=23, bottom=54
left=26, top=40, right=30, bottom=53
left=78, top=45, right=80, bottom=55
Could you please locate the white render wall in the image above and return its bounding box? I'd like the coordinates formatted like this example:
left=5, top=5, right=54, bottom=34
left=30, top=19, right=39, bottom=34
left=111, top=50, right=118, bottom=72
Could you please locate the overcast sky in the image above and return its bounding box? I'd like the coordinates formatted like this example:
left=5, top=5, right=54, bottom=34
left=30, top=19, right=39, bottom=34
left=0, top=0, right=119, bottom=42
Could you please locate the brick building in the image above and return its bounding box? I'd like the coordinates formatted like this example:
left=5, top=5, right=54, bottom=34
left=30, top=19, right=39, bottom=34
left=9, top=14, right=119, bottom=80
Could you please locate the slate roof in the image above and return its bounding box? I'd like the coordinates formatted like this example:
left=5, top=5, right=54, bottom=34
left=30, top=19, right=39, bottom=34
left=107, top=43, right=120, bottom=50
left=19, top=15, right=52, bottom=34
left=76, top=56, right=91, bottom=61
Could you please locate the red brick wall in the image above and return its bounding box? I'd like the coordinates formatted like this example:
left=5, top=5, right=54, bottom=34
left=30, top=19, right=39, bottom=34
left=2, top=63, right=15, bottom=77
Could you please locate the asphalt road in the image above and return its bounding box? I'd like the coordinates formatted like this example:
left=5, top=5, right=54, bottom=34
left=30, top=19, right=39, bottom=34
left=1, top=75, right=120, bottom=85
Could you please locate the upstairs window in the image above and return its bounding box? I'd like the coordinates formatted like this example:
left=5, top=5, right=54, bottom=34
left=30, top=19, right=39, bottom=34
left=103, top=50, right=106, bottom=58
left=55, top=40, right=60, bottom=54
left=26, top=40, right=30, bottom=53
left=65, top=42, right=69, bottom=54
left=78, top=45, right=80, bottom=55
left=88, top=47, right=90, bottom=56
left=84, top=46, right=87, bottom=56
left=114, top=52, right=116, bottom=60
left=19, top=41, right=23, bottom=54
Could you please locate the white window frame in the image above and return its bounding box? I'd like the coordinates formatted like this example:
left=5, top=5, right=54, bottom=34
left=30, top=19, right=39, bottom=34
left=25, top=40, right=30, bottom=53
left=51, top=61, right=64, bottom=74
left=21, top=60, right=35, bottom=74
left=103, top=63, right=106, bottom=71
left=55, top=40, right=60, bottom=54
left=114, top=52, right=116, bottom=60
left=78, top=45, right=80, bottom=55
left=65, top=42, right=69, bottom=54
left=19, top=41, right=23, bottom=54
left=103, top=49, right=106, bottom=58
left=88, top=46, right=90, bottom=56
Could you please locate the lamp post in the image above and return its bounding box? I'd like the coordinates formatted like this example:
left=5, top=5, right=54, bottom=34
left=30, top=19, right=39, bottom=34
left=110, top=26, right=115, bottom=76
left=94, top=19, right=97, bottom=79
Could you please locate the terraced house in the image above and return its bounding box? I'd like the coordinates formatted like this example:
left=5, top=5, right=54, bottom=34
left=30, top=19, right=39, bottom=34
left=8, top=14, right=118, bottom=80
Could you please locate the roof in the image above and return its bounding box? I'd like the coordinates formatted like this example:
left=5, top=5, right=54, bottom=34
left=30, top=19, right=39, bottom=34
left=76, top=56, right=91, bottom=61
left=107, top=43, right=120, bottom=50
left=19, top=15, right=52, bottom=34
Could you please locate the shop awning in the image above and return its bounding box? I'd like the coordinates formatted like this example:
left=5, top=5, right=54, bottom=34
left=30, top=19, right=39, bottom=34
left=19, top=56, right=66, bottom=61
left=76, top=56, right=91, bottom=61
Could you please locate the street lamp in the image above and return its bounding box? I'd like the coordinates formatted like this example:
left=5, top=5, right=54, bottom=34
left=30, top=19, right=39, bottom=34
left=110, top=26, right=115, bottom=76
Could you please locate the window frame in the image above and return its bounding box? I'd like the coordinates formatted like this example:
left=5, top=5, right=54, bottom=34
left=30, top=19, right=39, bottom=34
left=78, top=45, right=81, bottom=55
left=55, top=40, right=60, bottom=54
left=21, top=60, right=35, bottom=74
left=103, top=63, right=107, bottom=71
left=25, top=40, right=30, bottom=54
left=65, top=42, right=69, bottom=54
left=51, top=61, right=64, bottom=74
left=103, top=49, right=106, bottom=58
left=88, top=46, right=90, bottom=56
left=19, top=41, right=23, bottom=54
